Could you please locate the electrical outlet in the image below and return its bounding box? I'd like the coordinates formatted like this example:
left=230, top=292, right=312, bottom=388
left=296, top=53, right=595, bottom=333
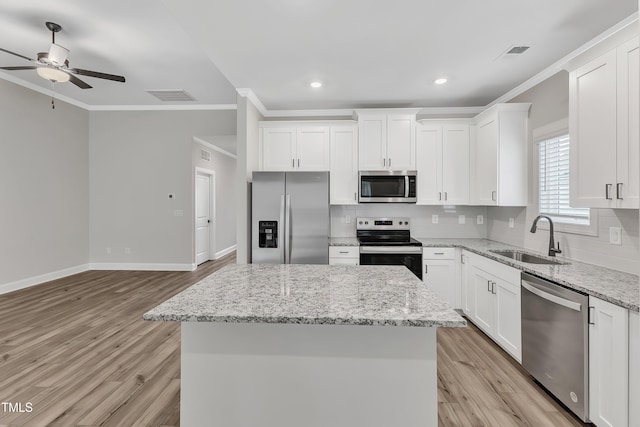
left=345, top=215, right=351, bottom=224
left=458, top=215, right=466, bottom=225
left=125, top=248, right=131, bottom=255
left=477, top=215, right=484, bottom=225
left=609, top=227, right=622, bottom=245
left=432, top=214, right=439, bottom=224
left=174, top=209, right=183, bottom=217
left=509, top=218, right=515, bottom=228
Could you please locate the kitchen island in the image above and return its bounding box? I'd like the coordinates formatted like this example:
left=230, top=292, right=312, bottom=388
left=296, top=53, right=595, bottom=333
left=144, top=264, right=466, bottom=427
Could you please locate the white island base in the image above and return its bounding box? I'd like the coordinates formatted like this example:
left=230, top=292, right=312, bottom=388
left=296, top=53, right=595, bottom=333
left=181, top=322, right=437, bottom=427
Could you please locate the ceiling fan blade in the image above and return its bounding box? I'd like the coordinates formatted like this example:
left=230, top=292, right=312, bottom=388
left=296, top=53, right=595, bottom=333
left=0, top=66, right=38, bottom=70
left=67, top=73, right=92, bottom=89
left=0, top=47, right=34, bottom=62
left=70, top=68, right=125, bottom=82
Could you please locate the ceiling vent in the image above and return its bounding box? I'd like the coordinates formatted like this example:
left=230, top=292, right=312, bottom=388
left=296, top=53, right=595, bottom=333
left=146, top=90, right=196, bottom=102
left=506, top=46, right=530, bottom=55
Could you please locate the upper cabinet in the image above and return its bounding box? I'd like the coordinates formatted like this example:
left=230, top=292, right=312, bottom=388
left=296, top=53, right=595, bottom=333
left=416, top=121, right=470, bottom=205
left=569, top=37, right=639, bottom=209
left=259, top=123, right=330, bottom=171
left=356, top=111, right=417, bottom=171
left=330, top=124, right=359, bottom=205
left=470, top=103, right=530, bottom=206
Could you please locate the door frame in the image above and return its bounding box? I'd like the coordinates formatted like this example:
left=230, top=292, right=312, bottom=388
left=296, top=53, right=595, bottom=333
left=195, top=167, right=216, bottom=265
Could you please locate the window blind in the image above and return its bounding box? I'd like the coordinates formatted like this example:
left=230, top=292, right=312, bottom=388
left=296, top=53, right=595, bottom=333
left=538, top=134, right=590, bottom=225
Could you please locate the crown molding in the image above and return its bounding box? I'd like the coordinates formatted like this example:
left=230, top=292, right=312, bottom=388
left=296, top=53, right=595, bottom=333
left=0, top=71, right=91, bottom=110
left=236, top=88, right=268, bottom=116
left=88, top=104, right=237, bottom=111
left=193, top=136, right=237, bottom=159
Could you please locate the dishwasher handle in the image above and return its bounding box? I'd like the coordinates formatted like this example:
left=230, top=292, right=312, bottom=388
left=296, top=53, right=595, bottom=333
left=522, top=280, right=582, bottom=312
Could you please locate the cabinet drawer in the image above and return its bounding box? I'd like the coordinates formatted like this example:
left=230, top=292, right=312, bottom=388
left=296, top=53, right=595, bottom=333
left=423, top=248, right=455, bottom=259
left=329, top=246, right=360, bottom=258
left=329, top=258, right=359, bottom=266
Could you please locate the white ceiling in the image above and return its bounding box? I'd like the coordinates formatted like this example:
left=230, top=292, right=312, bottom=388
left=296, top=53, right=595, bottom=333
left=0, top=0, right=637, bottom=112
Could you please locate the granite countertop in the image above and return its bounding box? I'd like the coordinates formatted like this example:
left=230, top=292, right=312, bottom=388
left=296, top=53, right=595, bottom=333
left=329, top=237, right=360, bottom=246
left=143, top=264, right=466, bottom=328
left=416, top=238, right=640, bottom=312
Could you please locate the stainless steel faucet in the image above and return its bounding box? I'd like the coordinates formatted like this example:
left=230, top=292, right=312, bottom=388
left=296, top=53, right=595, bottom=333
left=530, top=215, right=562, bottom=257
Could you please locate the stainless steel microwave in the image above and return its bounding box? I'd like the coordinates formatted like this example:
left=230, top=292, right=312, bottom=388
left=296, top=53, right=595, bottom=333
left=359, top=171, right=417, bottom=203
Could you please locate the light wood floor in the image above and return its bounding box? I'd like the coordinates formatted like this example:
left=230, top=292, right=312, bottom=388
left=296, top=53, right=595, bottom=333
left=0, top=254, right=589, bottom=427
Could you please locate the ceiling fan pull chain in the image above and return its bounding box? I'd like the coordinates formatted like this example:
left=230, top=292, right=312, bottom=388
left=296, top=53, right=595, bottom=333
left=51, top=81, right=55, bottom=109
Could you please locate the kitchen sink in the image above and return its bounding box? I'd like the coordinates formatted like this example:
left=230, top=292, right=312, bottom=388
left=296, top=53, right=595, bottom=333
left=489, top=250, right=565, bottom=265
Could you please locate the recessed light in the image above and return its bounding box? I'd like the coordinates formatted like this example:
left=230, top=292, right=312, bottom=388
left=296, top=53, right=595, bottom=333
left=310, top=81, right=323, bottom=88
left=434, top=78, right=448, bottom=85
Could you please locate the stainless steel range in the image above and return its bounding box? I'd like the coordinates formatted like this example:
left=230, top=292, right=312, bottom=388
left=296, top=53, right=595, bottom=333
left=357, top=217, right=423, bottom=280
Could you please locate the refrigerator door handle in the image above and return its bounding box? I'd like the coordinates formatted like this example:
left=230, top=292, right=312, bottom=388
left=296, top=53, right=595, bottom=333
left=285, top=194, right=292, bottom=264
left=279, top=194, right=285, bottom=263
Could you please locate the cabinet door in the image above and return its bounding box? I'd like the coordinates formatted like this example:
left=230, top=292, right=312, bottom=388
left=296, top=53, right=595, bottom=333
left=296, top=126, right=330, bottom=171
left=460, top=252, right=473, bottom=317
left=474, top=117, right=498, bottom=205
left=329, top=258, right=359, bottom=265
left=423, top=259, right=455, bottom=305
left=386, top=114, right=416, bottom=170
left=469, top=265, right=495, bottom=334
left=442, top=124, right=470, bottom=205
left=358, top=115, right=387, bottom=170
left=416, top=124, right=442, bottom=204
left=589, top=297, right=629, bottom=427
left=494, top=278, right=521, bottom=362
left=330, top=125, right=359, bottom=205
left=570, top=50, right=617, bottom=208
left=261, top=128, right=296, bottom=171
left=616, top=38, right=639, bottom=209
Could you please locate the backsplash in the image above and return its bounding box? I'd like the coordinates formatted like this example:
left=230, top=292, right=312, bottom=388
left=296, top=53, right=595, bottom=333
left=331, top=204, right=488, bottom=238
left=487, top=207, right=639, bottom=275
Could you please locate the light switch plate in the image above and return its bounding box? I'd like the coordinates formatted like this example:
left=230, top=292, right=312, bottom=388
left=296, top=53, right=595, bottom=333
left=458, top=215, right=466, bottom=225
left=174, top=209, right=184, bottom=217
left=609, top=227, right=622, bottom=245
left=432, top=214, right=439, bottom=224
left=477, top=215, right=484, bottom=225
left=509, top=218, right=515, bottom=228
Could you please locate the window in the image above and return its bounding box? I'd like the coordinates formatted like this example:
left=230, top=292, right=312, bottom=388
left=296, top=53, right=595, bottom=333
left=534, top=119, right=597, bottom=236
left=538, top=133, right=590, bottom=225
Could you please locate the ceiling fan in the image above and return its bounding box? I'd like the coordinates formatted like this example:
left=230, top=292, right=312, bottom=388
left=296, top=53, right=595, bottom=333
left=0, top=21, right=125, bottom=89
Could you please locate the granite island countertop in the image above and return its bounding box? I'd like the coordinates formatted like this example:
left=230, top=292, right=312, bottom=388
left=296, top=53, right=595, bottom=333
left=144, top=264, right=467, bottom=327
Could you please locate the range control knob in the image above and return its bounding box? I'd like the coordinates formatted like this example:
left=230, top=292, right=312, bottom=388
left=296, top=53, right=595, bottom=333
left=358, top=221, right=363, bottom=225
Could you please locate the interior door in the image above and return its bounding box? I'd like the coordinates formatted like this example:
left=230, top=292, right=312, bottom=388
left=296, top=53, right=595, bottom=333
left=195, top=173, right=212, bottom=265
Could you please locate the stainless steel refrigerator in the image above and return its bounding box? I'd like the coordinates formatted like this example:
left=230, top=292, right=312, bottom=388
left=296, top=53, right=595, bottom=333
left=252, top=171, right=329, bottom=264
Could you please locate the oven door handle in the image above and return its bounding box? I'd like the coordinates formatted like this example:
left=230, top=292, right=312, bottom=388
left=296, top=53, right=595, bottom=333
left=522, top=281, right=582, bottom=311
left=359, top=246, right=423, bottom=254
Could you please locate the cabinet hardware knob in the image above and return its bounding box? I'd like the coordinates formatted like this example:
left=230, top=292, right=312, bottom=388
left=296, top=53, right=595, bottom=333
left=616, top=183, right=623, bottom=200
left=298, top=158, right=300, bottom=167
left=389, top=158, right=391, bottom=167
left=605, top=184, right=613, bottom=200
left=444, top=192, right=448, bottom=201
left=383, top=158, right=386, bottom=167
left=487, top=280, right=491, bottom=292
left=588, top=306, right=595, bottom=325
left=491, top=281, right=496, bottom=294
left=491, top=191, right=497, bottom=201
left=438, top=192, right=442, bottom=201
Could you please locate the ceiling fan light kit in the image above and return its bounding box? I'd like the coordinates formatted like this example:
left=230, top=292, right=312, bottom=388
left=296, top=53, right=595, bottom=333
left=0, top=21, right=125, bottom=90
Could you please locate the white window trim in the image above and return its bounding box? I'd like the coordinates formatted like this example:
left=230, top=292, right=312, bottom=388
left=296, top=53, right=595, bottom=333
left=533, top=119, right=599, bottom=237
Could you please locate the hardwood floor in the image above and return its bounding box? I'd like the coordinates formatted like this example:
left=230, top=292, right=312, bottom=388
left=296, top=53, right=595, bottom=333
left=0, top=256, right=589, bottom=426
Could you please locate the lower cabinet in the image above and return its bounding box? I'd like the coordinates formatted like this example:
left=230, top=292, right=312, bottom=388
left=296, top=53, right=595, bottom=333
left=422, top=248, right=456, bottom=307
left=589, top=296, right=629, bottom=427
left=329, top=246, right=359, bottom=265
left=629, top=310, right=639, bottom=427
left=461, top=250, right=522, bottom=362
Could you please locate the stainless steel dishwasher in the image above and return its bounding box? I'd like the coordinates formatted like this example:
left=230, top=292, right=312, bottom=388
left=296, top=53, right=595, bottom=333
left=521, top=272, right=590, bottom=422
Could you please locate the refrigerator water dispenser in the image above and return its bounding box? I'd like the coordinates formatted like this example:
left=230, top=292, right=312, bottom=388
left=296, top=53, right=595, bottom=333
left=258, top=221, right=278, bottom=248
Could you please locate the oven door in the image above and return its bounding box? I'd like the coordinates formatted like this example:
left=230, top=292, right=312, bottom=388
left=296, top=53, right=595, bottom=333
left=359, top=246, right=423, bottom=280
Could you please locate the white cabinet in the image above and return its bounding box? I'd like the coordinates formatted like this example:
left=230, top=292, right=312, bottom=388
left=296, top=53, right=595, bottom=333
left=422, top=248, right=456, bottom=307
left=329, top=246, right=359, bottom=265
left=569, top=37, right=639, bottom=209
left=330, top=125, right=358, bottom=205
left=629, top=310, right=639, bottom=427
left=461, top=251, right=522, bottom=361
left=470, top=103, right=530, bottom=206
left=357, top=112, right=416, bottom=171
left=416, top=121, right=470, bottom=205
left=259, top=123, right=330, bottom=171
left=589, top=296, right=629, bottom=427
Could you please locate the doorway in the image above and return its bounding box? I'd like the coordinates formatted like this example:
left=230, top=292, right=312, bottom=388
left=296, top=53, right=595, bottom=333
left=195, top=168, right=215, bottom=266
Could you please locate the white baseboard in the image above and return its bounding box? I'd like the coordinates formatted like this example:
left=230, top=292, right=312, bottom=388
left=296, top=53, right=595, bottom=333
left=215, top=244, right=237, bottom=259
left=89, top=262, right=197, bottom=271
left=0, top=264, right=91, bottom=296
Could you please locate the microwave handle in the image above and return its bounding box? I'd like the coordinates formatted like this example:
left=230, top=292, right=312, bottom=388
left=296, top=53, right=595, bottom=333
left=405, top=175, right=409, bottom=198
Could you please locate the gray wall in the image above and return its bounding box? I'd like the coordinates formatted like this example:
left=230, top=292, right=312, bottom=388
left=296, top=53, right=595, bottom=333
left=89, top=109, right=236, bottom=266
left=0, top=79, right=90, bottom=287
left=487, top=71, right=640, bottom=274
left=192, top=140, right=237, bottom=255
